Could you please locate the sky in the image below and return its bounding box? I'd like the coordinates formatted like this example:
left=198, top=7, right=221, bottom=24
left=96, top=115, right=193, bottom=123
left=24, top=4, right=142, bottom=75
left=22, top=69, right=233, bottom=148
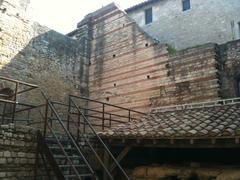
left=29, top=0, right=144, bottom=34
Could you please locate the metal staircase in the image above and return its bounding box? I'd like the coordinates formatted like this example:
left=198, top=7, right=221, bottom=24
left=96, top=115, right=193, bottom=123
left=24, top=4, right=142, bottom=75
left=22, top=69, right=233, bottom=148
left=0, top=76, right=144, bottom=180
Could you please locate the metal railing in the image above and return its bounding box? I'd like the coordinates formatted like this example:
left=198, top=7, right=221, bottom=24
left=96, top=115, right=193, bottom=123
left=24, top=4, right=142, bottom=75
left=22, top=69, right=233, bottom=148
left=0, top=76, right=97, bottom=179
left=0, top=76, right=133, bottom=179
left=41, top=91, right=96, bottom=179
left=68, top=96, right=131, bottom=180
left=69, top=95, right=146, bottom=131
left=0, top=76, right=39, bottom=125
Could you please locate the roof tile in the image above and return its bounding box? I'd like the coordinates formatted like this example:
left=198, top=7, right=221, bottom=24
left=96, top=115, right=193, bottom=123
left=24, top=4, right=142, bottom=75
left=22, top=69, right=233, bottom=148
left=100, top=100, right=240, bottom=139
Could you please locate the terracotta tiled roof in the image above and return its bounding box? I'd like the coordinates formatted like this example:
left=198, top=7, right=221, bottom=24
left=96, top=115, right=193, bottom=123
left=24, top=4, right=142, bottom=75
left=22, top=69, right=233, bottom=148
left=99, top=99, right=240, bottom=139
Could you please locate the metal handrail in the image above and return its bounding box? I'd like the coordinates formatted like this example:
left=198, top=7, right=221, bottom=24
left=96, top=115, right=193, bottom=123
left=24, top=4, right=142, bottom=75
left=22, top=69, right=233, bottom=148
left=70, top=95, right=145, bottom=130
left=0, top=76, right=38, bottom=88
left=40, top=91, right=96, bottom=179
left=0, top=76, right=98, bottom=179
left=67, top=113, right=114, bottom=180
left=53, top=100, right=139, bottom=123
left=69, top=97, right=131, bottom=180
left=70, top=95, right=145, bottom=115
left=46, top=122, right=81, bottom=179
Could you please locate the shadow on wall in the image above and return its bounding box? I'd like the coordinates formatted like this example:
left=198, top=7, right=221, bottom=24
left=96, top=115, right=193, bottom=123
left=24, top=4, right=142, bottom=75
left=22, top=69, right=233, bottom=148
left=0, top=30, right=87, bottom=103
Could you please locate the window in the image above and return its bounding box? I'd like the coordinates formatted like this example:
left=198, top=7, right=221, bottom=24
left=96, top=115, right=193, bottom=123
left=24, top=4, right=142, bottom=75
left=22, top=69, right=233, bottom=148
left=182, top=0, right=191, bottom=11
left=145, top=8, right=152, bottom=25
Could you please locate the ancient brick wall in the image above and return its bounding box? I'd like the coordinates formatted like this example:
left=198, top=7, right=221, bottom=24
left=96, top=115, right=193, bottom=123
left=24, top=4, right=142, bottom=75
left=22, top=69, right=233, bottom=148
left=73, top=4, right=220, bottom=115
left=0, top=0, right=88, bottom=101
left=151, top=44, right=221, bottom=107
left=0, top=124, right=52, bottom=180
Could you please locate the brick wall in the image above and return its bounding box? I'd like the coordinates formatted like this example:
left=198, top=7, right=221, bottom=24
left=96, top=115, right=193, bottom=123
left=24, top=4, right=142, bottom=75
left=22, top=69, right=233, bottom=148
left=73, top=4, right=220, bottom=115
left=151, top=44, right=220, bottom=107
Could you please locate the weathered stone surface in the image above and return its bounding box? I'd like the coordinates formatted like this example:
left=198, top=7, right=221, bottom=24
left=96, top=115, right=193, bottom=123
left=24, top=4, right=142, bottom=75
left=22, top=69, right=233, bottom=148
left=127, top=0, right=240, bottom=50
left=0, top=0, right=88, bottom=103
left=131, top=165, right=240, bottom=180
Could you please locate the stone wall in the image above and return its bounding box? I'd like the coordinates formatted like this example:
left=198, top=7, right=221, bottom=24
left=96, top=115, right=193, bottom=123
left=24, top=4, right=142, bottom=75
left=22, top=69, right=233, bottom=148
left=71, top=3, right=220, bottom=116
left=219, top=39, right=240, bottom=98
left=0, top=123, right=51, bottom=180
left=127, top=0, right=240, bottom=50
left=130, top=165, right=240, bottom=180
left=0, top=0, right=88, bottom=101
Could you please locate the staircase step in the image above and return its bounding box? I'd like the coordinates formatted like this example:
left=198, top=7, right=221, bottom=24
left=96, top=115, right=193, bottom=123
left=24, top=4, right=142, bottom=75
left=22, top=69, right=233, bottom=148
left=59, top=164, right=87, bottom=168
left=54, top=155, right=82, bottom=159
left=64, top=173, right=93, bottom=178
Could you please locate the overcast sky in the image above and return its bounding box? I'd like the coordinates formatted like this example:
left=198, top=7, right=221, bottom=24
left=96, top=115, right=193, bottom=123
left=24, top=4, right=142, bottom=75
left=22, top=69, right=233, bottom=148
left=29, top=0, right=144, bottom=34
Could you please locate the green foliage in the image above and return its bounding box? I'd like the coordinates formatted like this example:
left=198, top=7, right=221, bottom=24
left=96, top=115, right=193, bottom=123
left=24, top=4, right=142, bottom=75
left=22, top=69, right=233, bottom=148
left=166, top=44, right=177, bottom=54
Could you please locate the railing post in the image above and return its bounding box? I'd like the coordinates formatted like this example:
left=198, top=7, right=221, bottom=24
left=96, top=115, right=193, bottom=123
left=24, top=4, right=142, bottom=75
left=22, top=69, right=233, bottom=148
left=102, top=103, right=105, bottom=130
left=27, top=109, right=30, bottom=125
left=12, top=82, right=19, bottom=123
left=109, top=114, right=112, bottom=128
left=50, top=109, right=53, bottom=127
left=77, top=113, right=80, bottom=141
left=128, top=110, right=131, bottom=122
left=67, top=99, right=71, bottom=131
left=1, top=102, right=6, bottom=124
left=43, top=100, right=48, bottom=138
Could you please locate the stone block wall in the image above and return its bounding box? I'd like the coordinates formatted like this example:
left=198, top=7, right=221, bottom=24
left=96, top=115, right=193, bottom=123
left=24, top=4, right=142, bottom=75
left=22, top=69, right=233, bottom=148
left=219, top=39, right=240, bottom=98
left=0, top=123, right=49, bottom=180
left=130, top=165, right=240, bottom=180
left=127, top=0, right=240, bottom=50
left=0, top=0, right=88, bottom=102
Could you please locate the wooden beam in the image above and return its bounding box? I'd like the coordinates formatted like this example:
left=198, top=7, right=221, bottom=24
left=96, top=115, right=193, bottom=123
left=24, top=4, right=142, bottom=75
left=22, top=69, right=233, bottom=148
left=103, top=150, right=110, bottom=180
left=110, top=146, right=132, bottom=172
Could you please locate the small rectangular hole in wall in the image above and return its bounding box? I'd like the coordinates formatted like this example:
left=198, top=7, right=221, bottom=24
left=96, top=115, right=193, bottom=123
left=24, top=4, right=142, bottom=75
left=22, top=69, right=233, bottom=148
left=106, top=97, right=110, bottom=101
left=114, top=83, right=116, bottom=87
left=167, top=71, right=171, bottom=77
left=165, top=63, right=170, bottom=68
left=113, top=54, right=116, bottom=58
left=147, top=75, right=150, bottom=79
left=145, top=43, right=149, bottom=47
